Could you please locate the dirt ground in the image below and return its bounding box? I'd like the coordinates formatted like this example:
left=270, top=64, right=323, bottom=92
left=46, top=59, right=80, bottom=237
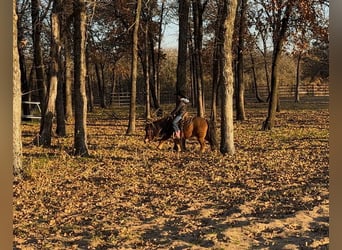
left=13, top=103, right=329, bottom=249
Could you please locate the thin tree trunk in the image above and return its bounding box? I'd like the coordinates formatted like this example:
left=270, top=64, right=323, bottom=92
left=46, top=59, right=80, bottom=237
left=145, top=21, right=151, bottom=120
left=176, top=0, right=190, bottom=96
left=109, top=68, right=116, bottom=105
left=87, top=74, right=94, bottom=112
left=295, top=53, right=302, bottom=102
left=62, top=0, right=73, bottom=121
left=73, top=0, right=89, bottom=156
left=262, top=3, right=294, bottom=130
left=149, top=35, right=163, bottom=116
left=126, top=0, right=142, bottom=134
left=56, top=53, right=66, bottom=136
left=100, top=63, right=106, bottom=108
left=209, top=0, right=225, bottom=151
left=13, top=0, right=23, bottom=177
left=55, top=0, right=66, bottom=136
left=31, top=0, right=46, bottom=117
left=235, top=0, right=247, bottom=121
left=188, top=32, right=197, bottom=105
left=64, top=32, right=73, bottom=120
left=95, top=63, right=105, bottom=108
left=156, top=0, right=165, bottom=101
left=192, top=0, right=204, bottom=117
left=249, top=51, right=264, bottom=102
left=17, top=14, right=31, bottom=120
left=34, top=0, right=61, bottom=146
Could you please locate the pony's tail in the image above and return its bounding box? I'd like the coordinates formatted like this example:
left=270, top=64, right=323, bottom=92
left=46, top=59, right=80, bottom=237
left=206, top=119, right=218, bottom=151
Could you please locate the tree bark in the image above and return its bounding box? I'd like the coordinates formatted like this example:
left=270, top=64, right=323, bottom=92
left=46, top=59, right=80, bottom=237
left=13, top=0, right=23, bottom=177
left=144, top=20, right=151, bottom=120
left=295, top=53, right=302, bottom=102
left=31, top=0, right=47, bottom=116
left=176, top=0, right=190, bottom=96
left=34, top=0, right=61, bottom=147
left=126, top=0, right=142, bottom=134
left=149, top=35, right=163, bottom=116
left=235, top=0, right=247, bottom=121
left=55, top=0, right=66, bottom=137
left=209, top=0, right=225, bottom=152
left=156, top=0, right=165, bottom=103
left=56, top=55, right=66, bottom=137
left=73, top=0, right=89, bottom=156
left=220, top=0, right=237, bottom=155
left=249, top=51, right=264, bottom=102
left=191, top=0, right=205, bottom=117
left=64, top=28, right=73, bottom=120
left=17, top=10, right=31, bottom=120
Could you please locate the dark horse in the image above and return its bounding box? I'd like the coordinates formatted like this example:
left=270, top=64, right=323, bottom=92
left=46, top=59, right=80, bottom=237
left=144, top=114, right=215, bottom=153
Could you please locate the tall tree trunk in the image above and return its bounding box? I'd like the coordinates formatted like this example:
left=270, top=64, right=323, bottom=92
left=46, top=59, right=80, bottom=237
left=62, top=0, right=73, bottom=121
left=109, top=68, right=116, bottom=105
left=31, top=0, right=46, bottom=117
left=295, top=52, right=302, bottom=102
left=17, top=12, right=31, bottom=119
left=149, top=35, right=163, bottom=116
left=261, top=36, right=271, bottom=99
left=56, top=57, right=66, bottom=136
left=64, top=29, right=73, bottom=120
left=34, top=0, right=61, bottom=146
left=13, top=0, right=23, bottom=177
left=86, top=46, right=94, bottom=112
left=156, top=0, right=165, bottom=102
left=87, top=74, right=94, bottom=112
left=126, top=0, right=142, bottom=134
left=249, top=52, right=264, bottom=102
left=188, top=32, right=197, bottom=105
left=176, top=0, right=190, bottom=96
left=209, top=0, right=225, bottom=152
left=55, top=0, right=66, bottom=136
left=192, top=0, right=206, bottom=117
left=95, top=63, right=105, bottom=108
left=262, top=3, right=294, bottom=131
left=144, top=21, right=151, bottom=120
left=220, top=0, right=237, bottom=155
left=100, top=63, right=107, bottom=108
left=235, top=0, right=247, bottom=121
left=73, top=0, right=89, bottom=156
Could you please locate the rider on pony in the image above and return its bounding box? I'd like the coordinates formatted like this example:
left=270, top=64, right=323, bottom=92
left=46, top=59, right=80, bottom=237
left=170, top=93, right=190, bottom=139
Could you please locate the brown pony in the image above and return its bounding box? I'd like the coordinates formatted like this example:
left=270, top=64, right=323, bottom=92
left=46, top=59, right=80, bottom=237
left=144, top=114, right=216, bottom=153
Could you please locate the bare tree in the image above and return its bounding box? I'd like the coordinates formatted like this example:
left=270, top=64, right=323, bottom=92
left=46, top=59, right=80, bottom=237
left=220, top=0, right=238, bottom=155
left=73, top=0, right=89, bottom=156
left=13, top=0, right=23, bottom=177
left=262, top=0, right=295, bottom=130
left=126, top=0, right=142, bottom=135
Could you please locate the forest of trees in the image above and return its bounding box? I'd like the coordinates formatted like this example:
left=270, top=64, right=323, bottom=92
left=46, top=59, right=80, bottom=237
left=13, top=0, right=329, bottom=175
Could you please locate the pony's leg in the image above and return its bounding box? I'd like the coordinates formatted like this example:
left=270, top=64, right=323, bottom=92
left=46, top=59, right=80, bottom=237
left=157, top=140, right=165, bottom=149
left=173, top=138, right=182, bottom=152
left=181, top=138, right=186, bottom=151
left=198, top=137, right=206, bottom=153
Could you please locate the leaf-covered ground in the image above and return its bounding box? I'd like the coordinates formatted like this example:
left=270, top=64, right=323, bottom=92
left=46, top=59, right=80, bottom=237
left=14, top=101, right=329, bottom=249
